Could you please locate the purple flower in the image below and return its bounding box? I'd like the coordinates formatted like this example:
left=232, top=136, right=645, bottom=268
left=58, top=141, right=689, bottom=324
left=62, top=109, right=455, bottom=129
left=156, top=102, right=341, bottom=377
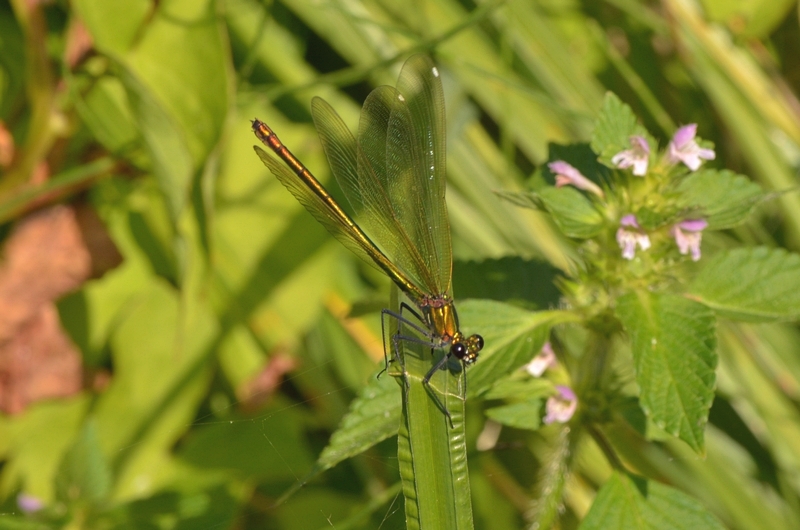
left=549, top=160, right=604, bottom=198
left=611, top=135, right=650, bottom=176
left=616, top=214, right=651, bottom=260
left=672, top=219, right=708, bottom=261
left=668, top=124, right=715, bottom=171
left=525, top=342, right=556, bottom=377
left=544, top=385, right=578, bottom=424
left=17, top=493, right=44, bottom=513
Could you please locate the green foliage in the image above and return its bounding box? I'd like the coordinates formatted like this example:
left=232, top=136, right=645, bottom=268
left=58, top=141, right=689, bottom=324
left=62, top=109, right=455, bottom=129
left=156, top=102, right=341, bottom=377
left=676, top=169, right=766, bottom=230
left=580, top=472, right=726, bottom=530
left=591, top=93, right=653, bottom=168
left=616, top=293, right=717, bottom=452
left=689, top=247, right=800, bottom=321
left=3, top=0, right=800, bottom=528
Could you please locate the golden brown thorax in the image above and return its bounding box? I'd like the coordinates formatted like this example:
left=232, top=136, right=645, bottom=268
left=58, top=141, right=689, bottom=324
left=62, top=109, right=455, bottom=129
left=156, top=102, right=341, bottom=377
left=426, top=302, right=458, bottom=343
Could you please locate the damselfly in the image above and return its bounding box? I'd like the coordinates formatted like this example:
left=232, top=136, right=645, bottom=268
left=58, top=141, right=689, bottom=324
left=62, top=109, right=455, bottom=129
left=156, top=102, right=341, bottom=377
left=252, top=54, right=483, bottom=415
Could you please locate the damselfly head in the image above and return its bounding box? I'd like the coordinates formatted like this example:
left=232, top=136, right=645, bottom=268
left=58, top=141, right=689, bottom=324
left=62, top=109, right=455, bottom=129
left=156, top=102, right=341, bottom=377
left=451, top=334, right=484, bottom=365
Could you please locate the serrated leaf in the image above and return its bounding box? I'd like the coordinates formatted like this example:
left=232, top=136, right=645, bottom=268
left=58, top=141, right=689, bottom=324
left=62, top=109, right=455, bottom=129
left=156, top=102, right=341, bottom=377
left=677, top=169, right=765, bottom=229
left=591, top=93, right=652, bottom=167
left=458, top=300, right=565, bottom=397
left=689, top=247, right=800, bottom=321
left=538, top=186, right=605, bottom=238
left=615, top=292, right=716, bottom=453
left=485, top=400, right=543, bottom=430
left=580, top=472, right=726, bottom=530
left=495, top=186, right=604, bottom=239
left=316, top=372, right=401, bottom=471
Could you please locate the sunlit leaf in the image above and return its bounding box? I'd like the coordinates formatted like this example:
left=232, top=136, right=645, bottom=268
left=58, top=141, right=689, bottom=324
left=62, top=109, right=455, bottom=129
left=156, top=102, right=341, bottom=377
left=580, top=472, right=726, bottom=529
left=689, top=247, right=800, bottom=322
left=616, top=292, right=716, bottom=453
left=591, top=93, right=652, bottom=167
left=316, top=373, right=401, bottom=472
left=677, top=169, right=765, bottom=229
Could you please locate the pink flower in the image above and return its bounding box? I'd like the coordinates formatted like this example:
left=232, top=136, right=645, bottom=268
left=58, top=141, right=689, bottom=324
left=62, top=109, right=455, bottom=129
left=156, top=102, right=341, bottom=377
left=616, top=214, right=651, bottom=260
left=549, top=160, right=604, bottom=198
left=525, top=342, right=557, bottom=377
left=544, top=385, right=578, bottom=424
left=611, top=135, right=650, bottom=176
left=668, top=124, right=715, bottom=171
left=672, top=219, right=708, bottom=261
left=17, top=493, right=43, bottom=513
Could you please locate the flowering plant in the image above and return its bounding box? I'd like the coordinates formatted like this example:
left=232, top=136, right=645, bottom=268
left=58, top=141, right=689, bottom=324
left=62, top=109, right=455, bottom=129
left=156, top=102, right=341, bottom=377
left=487, top=93, right=800, bottom=523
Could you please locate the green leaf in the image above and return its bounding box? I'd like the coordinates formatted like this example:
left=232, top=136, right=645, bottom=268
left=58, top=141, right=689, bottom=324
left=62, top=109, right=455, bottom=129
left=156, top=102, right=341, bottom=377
left=485, top=400, right=543, bottom=430
left=72, top=76, right=141, bottom=159
left=591, top=93, right=652, bottom=167
left=2, top=397, right=89, bottom=506
left=55, top=420, right=112, bottom=504
left=458, top=300, right=561, bottom=397
left=499, top=186, right=604, bottom=239
left=484, top=377, right=554, bottom=400
left=689, top=247, right=800, bottom=321
left=93, top=280, right=215, bottom=493
left=485, top=375, right=552, bottom=429
left=73, top=0, right=151, bottom=55
left=309, top=310, right=380, bottom=391
left=396, top=291, right=474, bottom=530
left=120, top=68, right=194, bottom=223
left=677, top=169, right=765, bottom=229
left=538, top=186, right=604, bottom=238
left=580, top=471, right=726, bottom=530
left=493, top=188, right=546, bottom=211
left=124, top=0, right=230, bottom=164
left=316, top=372, right=401, bottom=472
left=615, top=292, right=717, bottom=453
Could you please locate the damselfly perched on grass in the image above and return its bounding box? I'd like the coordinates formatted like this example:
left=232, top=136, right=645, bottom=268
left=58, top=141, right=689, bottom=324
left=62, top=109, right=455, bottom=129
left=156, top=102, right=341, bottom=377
left=252, top=55, right=483, bottom=417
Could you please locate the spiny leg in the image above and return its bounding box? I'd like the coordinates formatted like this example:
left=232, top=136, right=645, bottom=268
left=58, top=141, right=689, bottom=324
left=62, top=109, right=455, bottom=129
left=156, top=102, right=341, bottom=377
left=422, top=351, right=454, bottom=425
left=379, top=302, right=430, bottom=378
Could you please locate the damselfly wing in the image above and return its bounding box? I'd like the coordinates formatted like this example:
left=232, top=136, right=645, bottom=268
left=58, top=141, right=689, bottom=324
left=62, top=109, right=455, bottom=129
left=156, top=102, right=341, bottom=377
left=252, top=55, right=483, bottom=414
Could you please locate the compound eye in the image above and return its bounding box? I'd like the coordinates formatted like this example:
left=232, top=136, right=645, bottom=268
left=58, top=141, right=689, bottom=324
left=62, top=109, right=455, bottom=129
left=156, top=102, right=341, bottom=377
left=472, top=334, right=484, bottom=351
left=451, top=342, right=468, bottom=360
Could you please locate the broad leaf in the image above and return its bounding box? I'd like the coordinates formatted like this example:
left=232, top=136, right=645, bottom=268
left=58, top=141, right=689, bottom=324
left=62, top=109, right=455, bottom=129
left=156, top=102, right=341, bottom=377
left=316, top=372, right=401, bottom=472
left=493, top=189, right=545, bottom=212
left=677, top=169, right=765, bottom=229
left=538, top=186, right=605, bottom=238
left=55, top=420, right=112, bottom=504
left=689, top=247, right=800, bottom=321
left=121, top=69, right=194, bottom=223
left=484, top=377, right=554, bottom=401
left=497, top=187, right=604, bottom=239
left=591, top=93, right=652, bottom=167
left=485, top=400, right=543, bottom=430
left=459, top=301, right=566, bottom=397
left=616, top=292, right=717, bottom=453
left=580, top=472, right=726, bottom=529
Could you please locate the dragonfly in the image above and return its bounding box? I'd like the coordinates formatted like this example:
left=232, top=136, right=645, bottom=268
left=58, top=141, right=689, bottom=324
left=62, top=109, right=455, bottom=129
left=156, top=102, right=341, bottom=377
left=251, top=54, right=483, bottom=414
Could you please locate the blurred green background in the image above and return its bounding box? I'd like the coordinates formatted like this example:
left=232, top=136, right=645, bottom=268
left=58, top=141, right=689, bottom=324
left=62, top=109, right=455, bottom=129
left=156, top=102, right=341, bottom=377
left=1, top=0, right=800, bottom=528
